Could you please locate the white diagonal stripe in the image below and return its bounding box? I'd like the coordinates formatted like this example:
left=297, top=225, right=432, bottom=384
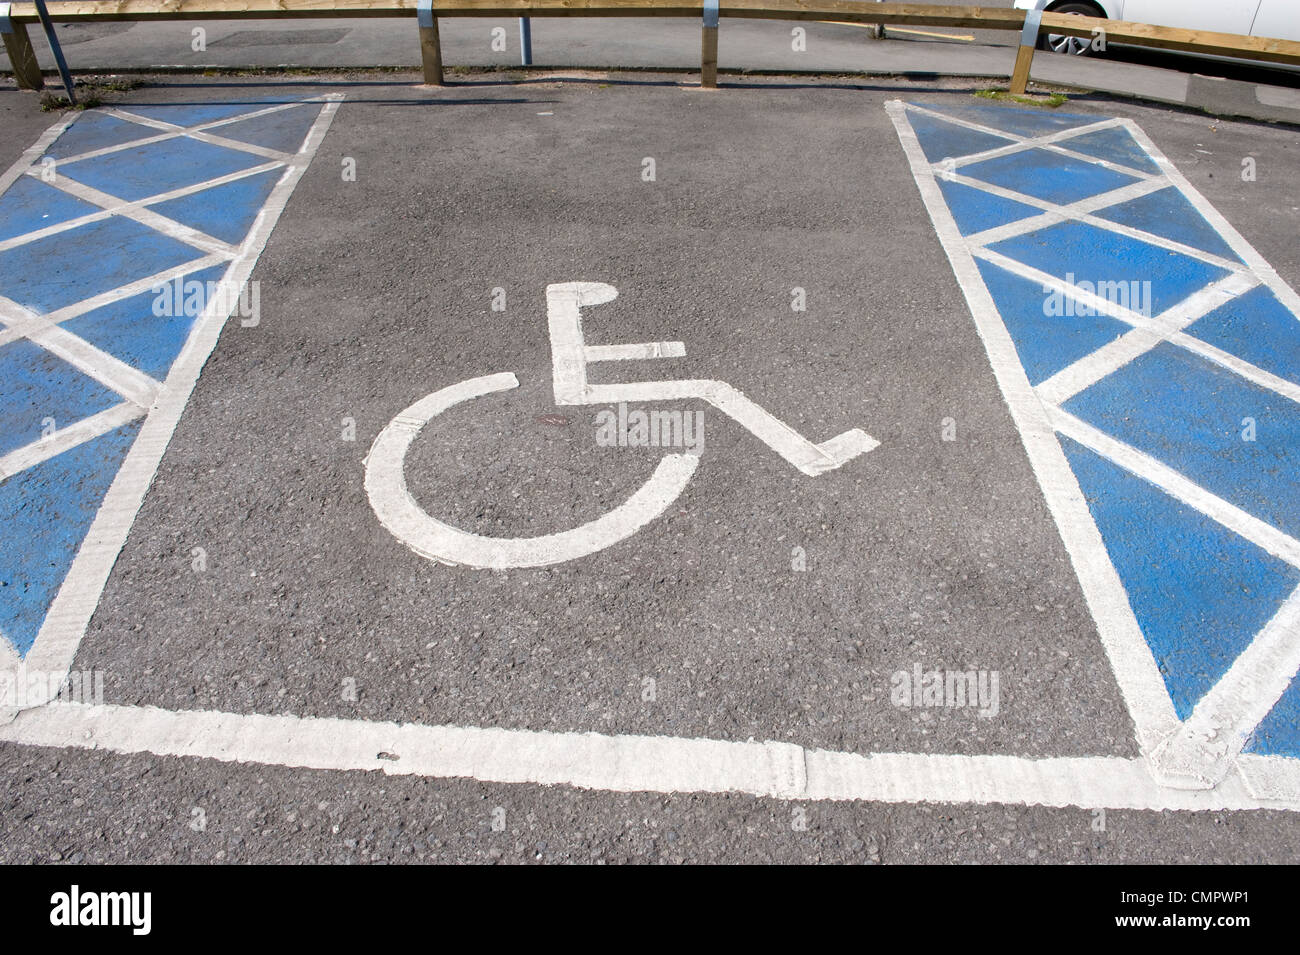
left=31, top=172, right=239, bottom=258
left=1033, top=271, right=1260, bottom=406
left=1049, top=406, right=1300, bottom=570
left=0, top=252, right=233, bottom=349
left=0, top=296, right=161, bottom=409
left=906, top=104, right=1158, bottom=181
left=0, top=162, right=282, bottom=256
left=0, top=403, right=145, bottom=481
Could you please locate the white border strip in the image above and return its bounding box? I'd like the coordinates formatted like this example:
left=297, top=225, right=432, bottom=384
left=886, top=100, right=1181, bottom=754
left=16, top=95, right=344, bottom=702
left=0, top=702, right=1293, bottom=811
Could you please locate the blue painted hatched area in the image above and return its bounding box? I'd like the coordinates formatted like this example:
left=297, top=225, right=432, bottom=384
left=899, top=101, right=1300, bottom=760
left=0, top=98, right=327, bottom=660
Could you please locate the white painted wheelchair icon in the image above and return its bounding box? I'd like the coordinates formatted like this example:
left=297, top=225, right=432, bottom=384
left=364, top=282, right=878, bottom=569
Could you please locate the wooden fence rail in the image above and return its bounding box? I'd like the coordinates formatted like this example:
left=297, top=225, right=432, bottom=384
left=3, top=0, right=1300, bottom=94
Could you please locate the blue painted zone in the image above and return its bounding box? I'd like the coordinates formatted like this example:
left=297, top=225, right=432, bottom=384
left=0, top=422, right=142, bottom=656
left=0, top=177, right=103, bottom=243
left=1061, top=436, right=1300, bottom=719
left=907, top=109, right=1016, bottom=163
left=61, top=263, right=231, bottom=382
left=60, top=136, right=269, bottom=203
left=0, top=215, right=207, bottom=315
left=1065, top=343, right=1300, bottom=540
left=146, top=168, right=283, bottom=246
left=0, top=97, right=323, bottom=663
left=915, top=102, right=1101, bottom=139
left=1186, top=285, right=1300, bottom=387
left=213, top=104, right=320, bottom=154
left=40, top=112, right=157, bottom=161
left=937, top=178, right=1041, bottom=235
left=1093, top=186, right=1243, bottom=263
left=989, top=221, right=1230, bottom=317
left=123, top=100, right=298, bottom=127
left=1056, top=125, right=1162, bottom=176
left=1248, top=672, right=1300, bottom=757
left=975, top=258, right=1128, bottom=385
left=962, top=148, right=1139, bottom=206
left=905, top=101, right=1300, bottom=758
left=0, top=340, right=123, bottom=456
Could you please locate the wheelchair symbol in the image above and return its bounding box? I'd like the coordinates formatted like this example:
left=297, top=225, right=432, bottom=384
left=365, top=282, right=879, bottom=568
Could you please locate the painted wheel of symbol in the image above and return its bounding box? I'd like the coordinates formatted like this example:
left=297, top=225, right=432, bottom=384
left=364, top=372, right=700, bottom=569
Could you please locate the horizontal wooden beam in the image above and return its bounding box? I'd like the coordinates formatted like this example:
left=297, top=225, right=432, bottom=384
left=0, top=1, right=1025, bottom=26
left=1038, top=11, right=1300, bottom=67
left=3, top=0, right=1297, bottom=66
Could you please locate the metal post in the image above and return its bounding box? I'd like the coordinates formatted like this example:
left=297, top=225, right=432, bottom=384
left=519, top=16, right=532, bottom=66
left=30, top=0, right=74, bottom=103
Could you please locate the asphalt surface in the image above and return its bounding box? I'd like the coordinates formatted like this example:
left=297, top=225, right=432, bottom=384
left=0, top=72, right=1298, bottom=863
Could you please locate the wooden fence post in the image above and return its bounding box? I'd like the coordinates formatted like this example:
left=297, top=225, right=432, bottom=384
left=1, top=10, right=45, bottom=91
left=417, top=0, right=443, bottom=85
left=1009, top=0, right=1045, bottom=95
left=701, top=0, right=718, bottom=88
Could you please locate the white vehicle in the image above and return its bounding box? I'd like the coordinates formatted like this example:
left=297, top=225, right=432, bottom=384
left=1013, top=0, right=1300, bottom=56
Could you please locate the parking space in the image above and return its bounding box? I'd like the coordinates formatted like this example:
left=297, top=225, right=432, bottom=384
left=1, top=73, right=1298, bottom=860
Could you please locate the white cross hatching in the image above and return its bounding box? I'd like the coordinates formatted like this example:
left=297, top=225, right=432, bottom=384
left=900, top=102, right=1300, bottom=788
left=0, top=99, right=330, bottom=487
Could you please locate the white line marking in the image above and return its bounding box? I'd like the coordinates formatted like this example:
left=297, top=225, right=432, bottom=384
left=0, top=404, right=145, bottom=481
left=1150, top=586, right=1300, bottom=788
left=1170, top=332, right=1300, bottom=406
left=0, top=161, right=283, bottom=256
left=15, top=95, right=345, bottom=706
left=961, top=190, right=1248, bottom=277
left=1123, top=121, right=1300, bottom=322
left=586, top=341, right=687, bottom=362
left=0, top=114, right=77, bottom=196
left=888, top=100, right=1182, bottom=753
left=365, top=373, right=701, bottom=569
left=0, top=252, right=234, bottom=349
left=945, top=117, right=1126, bottom=169
left=546, top=282, right=876, bottom=477
left=1048, top=406, right=1300, bottom=570
left=0, top=636, right=19, bottom=674
left=960, top=176, right=1166, bottom=247
left=0, top=702, right=1294, bottom=811
left=55, top=100, right=310, bottom=167
left=1238, top=754, right=1300, bottom=802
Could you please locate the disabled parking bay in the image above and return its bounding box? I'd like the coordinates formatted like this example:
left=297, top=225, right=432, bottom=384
left=1, top=73, right=1299, bottom=863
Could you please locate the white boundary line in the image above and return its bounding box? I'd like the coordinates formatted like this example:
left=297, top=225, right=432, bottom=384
left=0, top=702, right=1293, bottom=811
left=0, top=115, right=77, bottom=197
left=14, top=95, right=345, bottom=703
